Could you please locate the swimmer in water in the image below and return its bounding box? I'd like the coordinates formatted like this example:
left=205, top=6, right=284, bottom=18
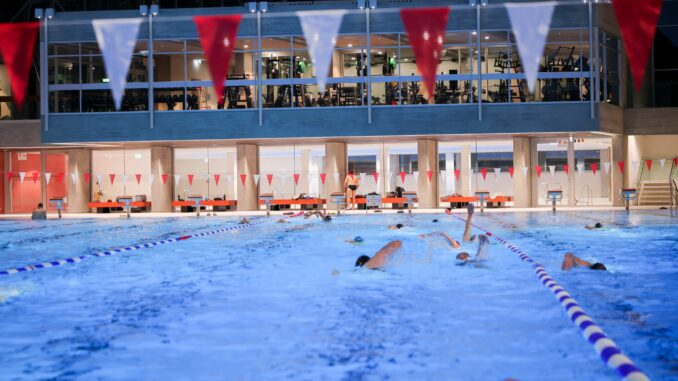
left=345, top=236, right=364, bottom=244
left=354, top=240, right=402, bottom=270
left=239, top=217, right=250, bottom=224
left=445, top=204, right=475, bottom=242
left=388, top=223, right=404, bottom=230
left=277, top=218, right=289, bottom=224
left=418, top=232, right=461, bottom=249
left=455, top=234, right=490, bottom=264
left=304, top=210, right=332, bottom=222
left=585, top=222, right=603, bottom=230
left=561, top=252, right=606, bottom=271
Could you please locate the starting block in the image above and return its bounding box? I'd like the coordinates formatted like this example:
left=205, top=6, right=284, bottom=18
left=620, top=188, right=637, bottom=211
left=49, top=197, right=65, bottom=219
left=117, top=196, right=134, bottom=218
left=188, top=195, right=204, bottom=217
left=475, top=191, right=490, bottom=213
left=547, top=190, right=563, bottom=213
left=330, top=192, right=346, bottom=214
left=260, top=193, right=274, bottom=216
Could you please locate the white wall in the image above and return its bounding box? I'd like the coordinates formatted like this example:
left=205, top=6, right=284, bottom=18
left=91, top=149, right=152, bottom=201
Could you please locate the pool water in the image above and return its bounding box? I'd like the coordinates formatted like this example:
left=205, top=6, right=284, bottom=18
left=0, top=211, right=676, bottom=381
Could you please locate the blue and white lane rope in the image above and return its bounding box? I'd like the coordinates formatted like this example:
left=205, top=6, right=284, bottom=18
left=0, top=213, right=303, bottom=277
left=446, top=211, right=649, bottom=381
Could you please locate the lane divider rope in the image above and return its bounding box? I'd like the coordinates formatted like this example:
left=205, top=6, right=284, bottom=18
left=0, top=213, right=303, bottom=277
left=446, top=210, right=649, bottom=381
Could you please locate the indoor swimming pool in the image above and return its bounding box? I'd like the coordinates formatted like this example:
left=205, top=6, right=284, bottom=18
left=0, top=211, right=676, bottom=381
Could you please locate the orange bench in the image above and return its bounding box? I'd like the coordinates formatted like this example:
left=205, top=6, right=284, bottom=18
left=172, top=200, right=237, bottom=212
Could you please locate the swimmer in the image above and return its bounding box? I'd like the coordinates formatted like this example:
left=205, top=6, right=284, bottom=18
left=355, top=240, right=402, bottom=270
left=31, top=203, right=46, bottom=221
left=445, top=204, right=475, bottom=242
left=276, top=218, right=289, bottom=224
left=432, top=219, right=439, bottom=223
left=456, top=234, right=490, bottom=264
left=418, top=232, right=461, bottom=249
left=585, top=222, right=603, bottom=230
left=239, top=217, right=250, bottom=224
left=345, top=236, right=364, bottom=244
left=561, top=252, right=606, bottom=271
left=304, top=210, right=332, bottom=222
left=388, top=223, right=404, bottom=230
left=344, top=170, right=360, bottom=210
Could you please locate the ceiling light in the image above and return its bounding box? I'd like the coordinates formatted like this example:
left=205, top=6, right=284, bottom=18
left=484, top=36, right=490, bottom=40
left=243, top=44, right=249, bottom=48
left=348, top=44, right=353, bottom=47
left=472, top=31, right=477, bottom=36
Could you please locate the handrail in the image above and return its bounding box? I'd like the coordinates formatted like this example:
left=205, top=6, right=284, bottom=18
left=576, top=184, right=592, bottom=205
left=671, top=178, right=677, bottom=216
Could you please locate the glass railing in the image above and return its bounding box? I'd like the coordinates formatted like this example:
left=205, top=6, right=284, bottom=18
left=637, top=156, right=676, bottom=186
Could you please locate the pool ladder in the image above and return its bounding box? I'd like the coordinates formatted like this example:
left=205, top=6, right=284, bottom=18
left=575, top=185, right=592, bottom=206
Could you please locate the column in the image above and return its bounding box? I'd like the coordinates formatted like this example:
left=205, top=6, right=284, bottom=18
left=512, top=138, right=531, bottom=207
left=417, top=139, right=438, bottom=208
left=460, top=144, right=472, bottom=196
left=3, top=151, right=10, bottom=213
left=237, top=144, right=259, bottom=211
left=610, top=135, right=624, bottom=206
left=324, top=142, right=346, bottom=198
left=67, top=148, right=91, bottom=213
left=567, top=140, right=576, bottom=206
left=150, top=146, right=173, bottom=212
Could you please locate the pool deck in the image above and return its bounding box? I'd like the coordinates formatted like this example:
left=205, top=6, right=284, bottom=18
left=0, top=206, right=673, bottom=220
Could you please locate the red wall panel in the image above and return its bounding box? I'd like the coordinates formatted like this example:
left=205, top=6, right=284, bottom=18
left=10, top=152, right=42, bottom=213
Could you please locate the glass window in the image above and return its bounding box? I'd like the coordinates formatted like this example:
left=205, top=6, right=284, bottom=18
left=259, top=145, right=325, bottom=201
left=49, top=56, right=80, bottom=84
left=49, top=91, right=80, bottom=113
left=174, top=148, right=237, bottom=201
left=536, top=140, right=570, bottom=206
left=82, top=89, right=148, bottom=112
left=49, top=43, right=79, bottom=56
left=91, top=149, right=152, bottom=202
left=9, top=151, right=42, bottom=213
left=348, top=144, right=381, bottom=195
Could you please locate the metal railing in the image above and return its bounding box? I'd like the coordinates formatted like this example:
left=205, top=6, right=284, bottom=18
left=575, top=184, right=592, bottom=205
left=671, top=178, right=677, bottom=217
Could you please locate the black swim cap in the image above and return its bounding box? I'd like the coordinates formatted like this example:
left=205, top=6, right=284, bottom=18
left=396, top=223, right=404, bottom=229
left=324, top=216, right=332, bottom=222
left=595, top=223, right=603, bottom=228
left=355, top=255, right=370, bottom=267
left=354, top=236, right=364, bottom=243
left=590, top=263, right=607, bottom=271
left=432, top=219, right=439, bottom=223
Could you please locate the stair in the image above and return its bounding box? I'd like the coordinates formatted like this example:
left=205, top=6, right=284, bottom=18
left=638, top=180, right=671, bottom=206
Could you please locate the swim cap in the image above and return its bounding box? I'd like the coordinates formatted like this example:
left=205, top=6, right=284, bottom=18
left=396, top=223, right=404, bottom=229
left=354, top=236, right=364, bottom=243
left=432, top=219, right=439, bottom=223
left=594, top=223, right=603, bottom=228
left=590, top=262, right=607, bottom=271
left=355, top=255, right=370, bottom=267
left=324, top=216, right=332, bottom=222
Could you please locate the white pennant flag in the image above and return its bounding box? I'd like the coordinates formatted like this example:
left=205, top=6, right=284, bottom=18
left=659, top=159, right=666, bottom=168
left=494, top=168, right=501, bottom=177
left=506, top=2, right=556, bottom=93
left=45, top=172, right=52, bottom=185
left=297, top=10, right=346, bottom=91
left=631, top=160, right=639, bottom=172
left=92, top=18, right=143, bottom=110
left=577, top=162, right=584, bottom=176
left=468, top=168, right=474, bottom=176
left=548, top=165, right=555, bottom=177
left=253, top=174, right=260, bottom=185
left=603, top=162, right=610, bottom=175
left=359, top=172, right=367, bottom=185
left=440, top=170, right=446, bottom=179
left=19, top=172, right=26, bottom=183
left=148, top=174, right=155, bottom=184
left=174, top=174, right=181, bottom=186
left=521, top=166, right=528, bottom=177
left=413, top=171, right=419, bottom=182
left=71, top=173, right=77, bottom=185
left=121, top=174, right=128, bottom=184
left=97, top=174, right=103, bottom=185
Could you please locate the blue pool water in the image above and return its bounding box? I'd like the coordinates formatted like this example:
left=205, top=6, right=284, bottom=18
left=0, top=211, right=676, bottom=381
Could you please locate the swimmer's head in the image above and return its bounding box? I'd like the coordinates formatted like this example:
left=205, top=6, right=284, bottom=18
left=354, top=236, right=364, bottom=243
left=590, top=262, right=607, bottom=271
left=432, top=219, right=439, bottom=223
left=324, top=216, right=332, bottom=222
left=37, top=203, right=43, bottom=208
left=355, top=255, right=370, bottom=267
left=396, top=223, right=403, bottom=229
left=348, top=170, right=354, bottom=176
left=594, top=222, right=603, bottom=229
left=456, top=252, right=471, bottom=261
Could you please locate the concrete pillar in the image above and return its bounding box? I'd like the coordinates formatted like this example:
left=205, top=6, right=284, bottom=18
left=530, top=140, right=539, bottom=207
left=460, top=144, right=472, bottom=196
left=150, top=147, right=173, bottom=212
left=512, top=138, right=531, bottom=208
left=567, top=140, right=576, bottom=206
left=67, top=148, right=91, bottom=213
left=3, top=151, right=10, bottom=213
left=324, top=142, right=346, bottom=198
left=417, top=139, right=438, bottom=208
left=610, top=135, right=624, bottom=206
left=237, top=144, right=259, bottom=211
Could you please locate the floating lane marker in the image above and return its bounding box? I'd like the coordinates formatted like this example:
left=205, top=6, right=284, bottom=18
left=445, top=210, right=649, bottom=381
left=0, top=213, right=303, bottom=277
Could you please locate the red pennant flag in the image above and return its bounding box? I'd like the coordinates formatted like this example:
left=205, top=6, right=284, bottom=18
left=0, top=22, right=39, bottom=110
left=611, top=0, right=663, bottom=91
left=240, top=174, right=247, bottom=186
left=56, top=172, right=64, bottom=183
left=213, top=174, right=220, bottom=186
left=135, top=174, right=142, bottom=184
left=293, top=173, right=300, bottom=185
left=508, top=167, right=514, bottom=178
left=563, top=164, right=569, bottom=175
left=373, top=172, right=379, bottom=183
left=31, top=172, right=38, bottom=184
left=674, top=158, right=678, bottom=166
left=400, top=171, right=407, bottom=184
left=6, top=171, right=13, bottom=182
left=617, top=161, right=625, bottom=174
left=84, top=173, right=91, bottom=184
left=590, top=163, right=597, bottom=175
left=400, top=7, right=450, bottom=98
left=645, top=159, right=653, bottom=171
left=535, top=165, right=543, bottom=178
left=454, top=169, right=461, bottom=181
left=426, top=170, right=433, bottom=182
left=187, top=174, right=194, bottom=186
left=266, top=174, right=274, bottom=186
left=319, top=173, right=326, bottom=185
left=480, top=168, right=488, bottom=181
left=193, top=15, right=243, bottom=103
left=109, top=174, right=116, bottom=184
left=161, top=174, right=168, bottom=185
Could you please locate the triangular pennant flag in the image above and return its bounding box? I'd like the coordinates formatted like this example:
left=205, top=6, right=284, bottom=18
left=508, top=167, right=515, bottom=178
left=19, top=172, right=25, bottom=183
left=617, top=161, right=625, bottom=174
left=440, top=170, right=446, bottom=179
left=334, top=173, right=340, bottom=183
left=161, top=174, right=168, bottom=185
left=319, top=173, right=326, bottom=185
left=0, top=22, right=39, bottom=110
left=194, top=15, right=243, bottom=103
left=148, top=174, right=155, bottom=185
left=214, top=174, right=221, bottom=186
left=493, top=168, right=501, bottom=177
left=645, top=159, right=653, bottom=171
left=674, top=158, right=678, bottom=167
left=400, top=7, right=450, bottom=98
left=413, top=171, right=419, bottom=182
left=400, top=171, right=407, bottom=184
left=563, top=164, right=569, bottom=175
left=372, top=172, right=379, bottom=184
left=468, top=168, right=474, bottom=176
left=454, top=169, right=461, bottom=181
left=603, top=162, right=611, bottom=175
left=535, top=166, right=543, bottom=178
left=45, top=172, right=52, bottom=185
left=187, top=174, right=194, bottom=186
left=109, top=173, right=116, bottom=184
left=31, top=172, right=39, bottom=184
left=659, top=159, right=666, bottom=168
left=297, top=10, right=346, bottom=91
left=135, top=174, right=142, bottom=185
left=427, top=170, right=433, bottom=183
left=480, top=168, right=488, bottom=180
left=6, top=171, right=12, bottom=182
left=253, top=174, right=260, bottom=186
left=56, top=172, right=64, bottom=183
left=240, top=174, right=247, bottom=186
left=548, top=165, right=555, bottom=177
left=591, top=163, right=597, bottom=175
left=265, top=174, right=274, bottom=186
left=521, top=167, right=528, bottom=177
left=121, top=174, right=129, bottom=184
left=359, top=172, right=367, bottom=185
left=293, top=173, right=300, bottom=185
left=611, top=0, right=663, bottom=91
left=174, top=174, right=181, bottom=186
left=506, top=2, right=556, bottom=93
left=576, top=162, right=584, bottom=176
left=92, top=19, right=143, bottom=109
left=71, top=173, right=77, bottom=185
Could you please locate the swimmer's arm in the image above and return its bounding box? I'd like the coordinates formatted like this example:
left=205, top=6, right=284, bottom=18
left=562, top=253, right=592, bottom=271
left=366, top=240, right=402, bottom=269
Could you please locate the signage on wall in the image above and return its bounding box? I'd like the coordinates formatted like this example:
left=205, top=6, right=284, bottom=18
left=557, top=139, right=585, bottom=146
left=17, top=152, right=27, bottom=161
